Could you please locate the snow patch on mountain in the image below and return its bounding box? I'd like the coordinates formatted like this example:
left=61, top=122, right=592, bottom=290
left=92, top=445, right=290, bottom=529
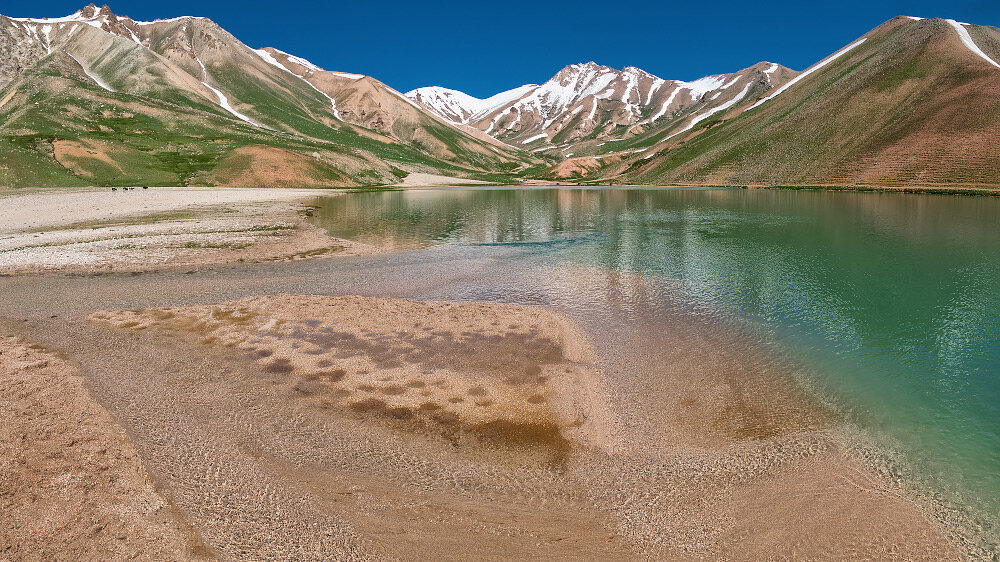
left=328, top=71, right=364, bottom=79
left=254, top=48, right=290, bottom=73
left=255, top=47, right=363, bottom=80
left=946, top=19, right=1000, bottom=69
left=133, top=16, right=206, bottom=25
left=748, top=37, right=867, bottom=110
left=254, top=48, right=342, bottom=119
left=66, top=51, right=114, bottom=91
left=8, top=10, right=102, bottom=25
left=681, top=75, right=727, bottom=102
left=200, top=81, right=261, bottom=126
left=407, top=85, right=538, bottom=124
left=663, top=81, right=754, bottom=142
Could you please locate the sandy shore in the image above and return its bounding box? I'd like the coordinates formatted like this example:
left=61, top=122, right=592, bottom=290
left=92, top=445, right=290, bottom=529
left=78, top=294, right=960, bottom=559
left=0, top=187, right=379, bottom=275
left=0, top=335, right=211, bottom=560
left=0, top=187, right=971, bottom=559
left=91, top=295, right=612, bottom=468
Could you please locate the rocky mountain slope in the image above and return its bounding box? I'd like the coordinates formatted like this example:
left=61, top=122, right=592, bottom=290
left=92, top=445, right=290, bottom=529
left=0, top=5, right=538, bottom=187
left=408, top=16, right=1000, bottom=189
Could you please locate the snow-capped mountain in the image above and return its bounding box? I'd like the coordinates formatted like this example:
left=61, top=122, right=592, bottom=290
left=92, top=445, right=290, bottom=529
left=407, top=84, right=539, bottom=125
left=5, top=7, right=1000, bottom=189
left=407, top=61, right=796, bottom=150
left=0, top=4, right=534, bottom=187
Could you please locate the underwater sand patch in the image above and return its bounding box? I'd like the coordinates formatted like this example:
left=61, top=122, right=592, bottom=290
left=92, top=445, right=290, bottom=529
left=90, top=295, right=611, bottom=467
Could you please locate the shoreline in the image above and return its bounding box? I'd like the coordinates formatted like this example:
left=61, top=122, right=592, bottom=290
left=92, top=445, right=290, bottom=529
left=0, top=290, right=963, bottom=559
left=571, top=181, right=1000, bottom=196
left=0, top=185, right=982, bottom=558
left=0, top=334, right=212, bottom=559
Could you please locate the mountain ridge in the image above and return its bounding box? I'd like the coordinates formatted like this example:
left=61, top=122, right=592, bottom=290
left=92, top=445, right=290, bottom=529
left=0, top=4, right=539, bottom=187
left=4, top=8, right=1000, bottom=189
left=591, top=16, right=1000, bottom=187
left=407, top=60, right=798, bottom=156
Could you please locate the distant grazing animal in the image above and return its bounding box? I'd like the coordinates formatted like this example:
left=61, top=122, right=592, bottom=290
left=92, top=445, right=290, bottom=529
left=111, top=188, right=117, bottom=191
left=142, top=186, right=148, bottom=190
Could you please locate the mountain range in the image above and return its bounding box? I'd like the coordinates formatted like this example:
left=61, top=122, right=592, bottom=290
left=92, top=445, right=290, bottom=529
left=0, top=4, right=537, bottom=187
left=2, top=6, right=1000, bottom=189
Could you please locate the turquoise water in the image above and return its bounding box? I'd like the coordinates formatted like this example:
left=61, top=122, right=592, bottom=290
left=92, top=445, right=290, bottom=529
left=310, top=186, right=1000, bottom=535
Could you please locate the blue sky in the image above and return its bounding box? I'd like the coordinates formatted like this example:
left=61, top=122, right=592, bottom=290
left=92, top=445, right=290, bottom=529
left=12, top=1, right=1000, bottom=97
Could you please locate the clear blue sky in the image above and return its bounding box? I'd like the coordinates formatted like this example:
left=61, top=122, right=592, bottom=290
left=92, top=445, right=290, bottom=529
left=12, top=1, right=1000, bottom=97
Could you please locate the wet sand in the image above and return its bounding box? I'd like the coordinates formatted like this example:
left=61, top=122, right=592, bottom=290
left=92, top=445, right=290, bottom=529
left=0, top=200, right=969, bottom=559
left=0, top=335, right=211, bottom=560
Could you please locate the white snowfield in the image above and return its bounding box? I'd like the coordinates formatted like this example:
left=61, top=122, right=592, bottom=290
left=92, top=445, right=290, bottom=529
left=134, top=16, right=206, bottom=25
left=649, top=86, right=682, bottom=122
left=748, top=38, right=868, bottom=110
left=253, top=48, right=362, bottom=80
left=406, top=85, right=538, bottom=124
left=945, top=19, right=1000, bottom=69
left=257, top=47, right=415, bottom=113
left=521, top=133, right=548, bottom=144
left=254, top=48, right=291, bottom=73
left=8, top=10, right=108, bottom=25
left=10, top=10, right=204, bottom=27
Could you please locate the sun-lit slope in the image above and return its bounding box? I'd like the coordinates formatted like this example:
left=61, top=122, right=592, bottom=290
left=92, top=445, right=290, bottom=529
left=258, top=47, right=535, bottom=172
left=0, top=5, right=538, bottom=187
left=609, top=17, right=1000, bottom=187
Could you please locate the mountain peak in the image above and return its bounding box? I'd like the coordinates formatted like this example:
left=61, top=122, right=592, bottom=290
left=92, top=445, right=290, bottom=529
left=559, top=61, right=612, bottom=74
left=80, top=4, right=116, bottom=19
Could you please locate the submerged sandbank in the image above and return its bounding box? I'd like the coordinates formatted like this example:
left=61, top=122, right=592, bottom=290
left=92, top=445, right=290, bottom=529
left=78, top=293, right=959, bottom=559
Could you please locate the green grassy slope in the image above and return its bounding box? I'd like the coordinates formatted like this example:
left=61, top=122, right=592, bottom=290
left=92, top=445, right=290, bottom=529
left=0, top=13, right=539, bottom=187
left=608, top=17, right=1000, bottom=187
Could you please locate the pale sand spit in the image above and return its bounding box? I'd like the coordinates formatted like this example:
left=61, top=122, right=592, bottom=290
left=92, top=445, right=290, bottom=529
left=0, top=187, right=380, bottom=274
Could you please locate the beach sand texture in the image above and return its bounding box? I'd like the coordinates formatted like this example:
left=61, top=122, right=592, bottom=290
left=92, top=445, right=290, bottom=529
left=73, top=293, right=960, bottom=560
left=0, top=187, right=378, bottom=274
left=0, top=336, right=211, bottom=560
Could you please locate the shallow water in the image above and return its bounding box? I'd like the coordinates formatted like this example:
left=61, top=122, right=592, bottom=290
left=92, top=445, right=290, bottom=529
left=310, top=186, right=1000, bottom=535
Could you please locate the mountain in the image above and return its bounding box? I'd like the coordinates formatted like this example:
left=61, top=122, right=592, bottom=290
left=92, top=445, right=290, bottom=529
left=4, top=8, right=1000, bottom=189
left=407, top=61, right=799, bottom=155
left=582, top=16, right=1000, bottom=188
left=0, top=4, right=537, bottom=188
